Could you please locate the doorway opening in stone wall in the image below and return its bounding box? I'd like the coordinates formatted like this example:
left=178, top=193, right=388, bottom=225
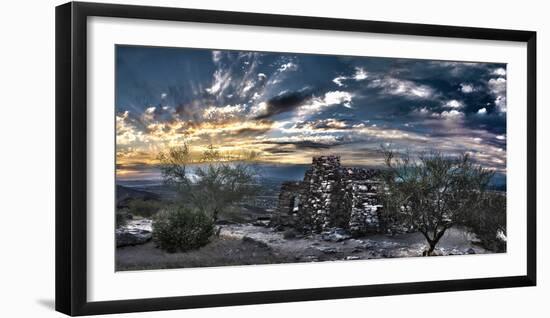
left=114, top=45, right=507, bottom=271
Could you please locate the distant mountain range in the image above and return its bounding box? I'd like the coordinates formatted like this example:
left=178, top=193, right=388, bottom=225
left=117, top=162, right=507, bottom=191
left=116, top=185, right=160, bottom=208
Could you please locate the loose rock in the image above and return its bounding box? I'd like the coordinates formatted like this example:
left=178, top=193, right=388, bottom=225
left=345, top=256, right=361, bottom=260
left=116, top=229, right=152, bottom=247
left=321, top=228, right=352, bottom=242
left=116, top=218, right=153, bottom=247
left=315, top=246, right=338, bottom=254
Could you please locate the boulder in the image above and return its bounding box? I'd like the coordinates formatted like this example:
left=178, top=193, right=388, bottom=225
left=116, top=228, right=152, bottom=247
left=116, top=218, right=153, bottom=247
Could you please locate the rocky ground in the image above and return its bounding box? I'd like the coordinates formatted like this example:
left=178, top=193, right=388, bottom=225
left=115, top=219, right=489, bottom=271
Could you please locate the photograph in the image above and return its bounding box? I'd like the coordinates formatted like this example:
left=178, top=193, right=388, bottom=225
left=114, top=45, right=508, bottom=271
left=0, top=0, right=544, bottom=317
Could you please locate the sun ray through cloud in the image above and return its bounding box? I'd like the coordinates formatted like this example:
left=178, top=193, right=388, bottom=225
left=115, top=46, right=507, bottom=183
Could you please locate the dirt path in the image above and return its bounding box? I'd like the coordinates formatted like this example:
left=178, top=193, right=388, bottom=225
left=219, top=224, right=487, bottom=262
left=116, top=221, right=490, bottom=271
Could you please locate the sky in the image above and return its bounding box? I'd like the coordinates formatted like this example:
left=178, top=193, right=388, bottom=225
left=115, top=45, right=507, bottom=179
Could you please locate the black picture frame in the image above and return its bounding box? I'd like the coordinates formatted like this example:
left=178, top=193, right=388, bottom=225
left=55, top=1, right=537, bottom=316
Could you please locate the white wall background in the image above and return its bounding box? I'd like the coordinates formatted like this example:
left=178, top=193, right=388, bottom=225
left=0, top=0, right=547, bottom=316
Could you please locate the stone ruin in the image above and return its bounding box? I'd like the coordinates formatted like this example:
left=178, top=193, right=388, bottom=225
left=274, top=155, right=383, bottom=236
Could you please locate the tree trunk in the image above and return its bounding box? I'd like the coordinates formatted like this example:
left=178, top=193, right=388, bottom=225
left=213, top=208, right=221, bottom=237
left=212, top=208, right=219, bottom=222
left=423, top=227, right=448, bottom=256
left=427, top=240, right=436, bottom=255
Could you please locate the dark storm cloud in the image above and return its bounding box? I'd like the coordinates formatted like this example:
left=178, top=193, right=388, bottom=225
left=263, top=146, right=298, bottom=154
left=261, top=134, right=356, bottom=150
left=115, top=162, right=152, bottom=170
left=228, top=126, right=273, bottom=136
left=264, top=140, right=333, bottom=149
left=254, top=88, right=314, bottom=119
left=340, top=59, right=506, bottom=129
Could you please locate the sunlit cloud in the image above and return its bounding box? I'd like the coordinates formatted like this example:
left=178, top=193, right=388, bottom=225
left=353, top=67, right=368, bottom=81
left=116, top=111, right=147, bottom=146
left=278, top=62, right=297, bottom=72
left=206, top=69, right=231, bottom=95
left=116, top=46, right=507, bottom=178
left=440, top=110, right=464, bottom=119
left=202, top=104, right=246, bottom=122
left=488, top=77, right=507, bottom=112
left=332, top=67, right=368, bottom=87
left=460, top=83, right=474, bottom=93
left=211, top=50, right=222, bottom=63
left=333, top=75, right=346, bottom=87
left=493, top=67, right=506, bottom=76
left=443, top=99, right=463, bottom=109
left=368, top=76, right=434, bottom=99
left=297, top=91, right=353, bottom=116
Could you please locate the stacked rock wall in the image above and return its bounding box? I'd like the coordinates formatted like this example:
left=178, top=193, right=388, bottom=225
left=276, top=155, right=383, bottom=235
left=348, top=180, right=382, bottom=235
left=274, top=181, right=303, bottom=227
left=299, top=156, right=345, bottom=231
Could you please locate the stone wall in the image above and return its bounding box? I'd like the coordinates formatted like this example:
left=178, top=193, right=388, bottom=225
left=273, top=181, right=303, bottom=227
left=299, top=156, right=346, bottom=232
left=275, top=155, right=383, bottom=236
left=348, top=180, right=382, bottom=235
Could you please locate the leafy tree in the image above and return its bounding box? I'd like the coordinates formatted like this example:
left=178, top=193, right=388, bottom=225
left=241, top=149, right=260, bottom=161
left=157, top=145, right=259, bottom=222
left=201, top=143, right=220, bottom=162
left=157, top=144, right=192, bottom=189
left=380, top=148, right=494, bottom=255
left=189, top=163, right=258, bottom=222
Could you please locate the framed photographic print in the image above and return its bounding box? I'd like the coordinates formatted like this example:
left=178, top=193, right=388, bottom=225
left=55, top=1, right=536, bottom=316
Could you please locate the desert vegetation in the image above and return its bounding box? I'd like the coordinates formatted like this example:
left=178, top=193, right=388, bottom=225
left=127, top=199, right=164, bottom=218
left=115, top=148, right=506, bottom=270
left=380, top=148, right=506, bottom=255
left=152, top=207, right=214, bottom=253
left=150, top=144, right=259, bottom=252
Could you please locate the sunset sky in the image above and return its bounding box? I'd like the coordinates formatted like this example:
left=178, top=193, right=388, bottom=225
left=115, top=45, right=507, bottom=179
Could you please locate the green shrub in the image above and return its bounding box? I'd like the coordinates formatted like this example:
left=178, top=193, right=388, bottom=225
left=128, top=199, right=162, bottom=218
left=152, top=207, right=214, bottom=253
